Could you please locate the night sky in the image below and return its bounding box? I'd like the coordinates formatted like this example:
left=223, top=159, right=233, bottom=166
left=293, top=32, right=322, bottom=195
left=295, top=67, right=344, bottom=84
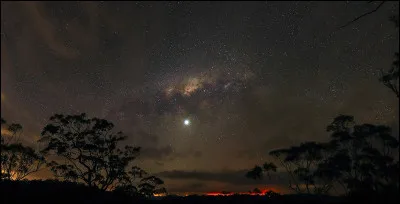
left=1, top=1, right=399, bottom=194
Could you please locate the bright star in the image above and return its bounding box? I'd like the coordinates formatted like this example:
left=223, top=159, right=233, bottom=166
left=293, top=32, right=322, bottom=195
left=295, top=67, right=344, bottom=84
left=184, top=119, right=190, bottom=126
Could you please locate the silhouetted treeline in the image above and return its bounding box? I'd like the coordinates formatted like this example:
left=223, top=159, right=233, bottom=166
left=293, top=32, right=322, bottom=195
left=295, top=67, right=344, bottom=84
left=3, top=179, right=398, bottom=204
left=247, top=114, right=399, bottom=203
left=1, top=113, right=166, bottom=198
left=245, top=117, right=398, bottom=203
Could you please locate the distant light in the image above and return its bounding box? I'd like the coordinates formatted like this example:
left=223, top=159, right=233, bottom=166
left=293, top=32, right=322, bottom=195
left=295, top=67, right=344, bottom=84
left=184, top=119, right=190, bottom=126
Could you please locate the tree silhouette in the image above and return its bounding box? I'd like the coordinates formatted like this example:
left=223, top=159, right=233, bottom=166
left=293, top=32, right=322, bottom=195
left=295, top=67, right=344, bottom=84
left=246, top=165, right=263, bottom=180
left=114, top=167, right=167, bottom=197
left=323, top=115, right=399, bottom=196
left=1, top=118, right=23, bottom=145
left=252, top=188, right=261, bottom=194
left=268, top=148, right=302, bottom=193
left=138, top=176, right=167, bottom=197
left=39, top=113, right=165, bottom=196
left=268, top=142, right=335, bottom=194
left=379, top=15, right=399, bottom=98
left=1, top=118, right=45, bottom=180
left=262, top=162, right=278, bottom=180
left=246, top=162, right=277, bottom=182
left=247, top=115, right=399, bottom=196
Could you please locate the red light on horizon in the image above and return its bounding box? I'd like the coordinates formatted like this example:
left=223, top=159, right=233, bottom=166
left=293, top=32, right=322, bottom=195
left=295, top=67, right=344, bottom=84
left=205, top=188, right=279, bottom=196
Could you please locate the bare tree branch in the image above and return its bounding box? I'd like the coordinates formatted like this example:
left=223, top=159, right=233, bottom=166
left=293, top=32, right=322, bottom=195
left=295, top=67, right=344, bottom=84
left=339, top=1, right=386, bottom=30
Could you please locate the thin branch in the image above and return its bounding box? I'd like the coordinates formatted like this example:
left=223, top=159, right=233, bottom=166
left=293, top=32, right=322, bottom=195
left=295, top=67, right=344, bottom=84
left=339, top=1, right=386, bottom=30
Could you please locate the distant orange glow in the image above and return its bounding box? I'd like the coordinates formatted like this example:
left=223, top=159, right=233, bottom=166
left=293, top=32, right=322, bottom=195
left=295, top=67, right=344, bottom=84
left=205, top=188, right=279, bottom=196
left=1, top=170, right=39, bottom=181
left=1, top=128, right=13, bottom=136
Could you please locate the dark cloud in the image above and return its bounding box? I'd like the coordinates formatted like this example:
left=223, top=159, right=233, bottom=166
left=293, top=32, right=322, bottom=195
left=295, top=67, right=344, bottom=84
left=187, top=182, right=206, bottom=190
left=133, top=130, right=203, bottom=160
left=141, top=145, right=174, bottom=160
left=156, top=169, right=288, bottom=186
left=141, top=146, right=203, bottom=161
left=163, top=182, right=209, bottom=194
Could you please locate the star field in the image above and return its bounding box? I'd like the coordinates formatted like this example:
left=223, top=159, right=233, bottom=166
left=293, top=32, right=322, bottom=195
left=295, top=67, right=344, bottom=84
left=1, top=1, right=399, bottom=194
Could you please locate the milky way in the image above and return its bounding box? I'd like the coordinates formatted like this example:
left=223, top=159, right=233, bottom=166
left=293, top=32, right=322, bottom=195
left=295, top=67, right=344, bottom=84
left=1, top=1, right=399, bottom=194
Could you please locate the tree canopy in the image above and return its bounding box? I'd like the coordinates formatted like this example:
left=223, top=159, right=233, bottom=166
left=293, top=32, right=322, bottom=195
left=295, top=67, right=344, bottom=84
left=39, top=113, right=165, bottom=196
left=247, top=115, right=399, bottom=196
left=1, top=118, right=45, bottom=181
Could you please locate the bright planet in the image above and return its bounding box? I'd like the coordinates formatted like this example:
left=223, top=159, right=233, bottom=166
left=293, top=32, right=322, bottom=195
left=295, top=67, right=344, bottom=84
left=184, top=119, right=190, bottom=126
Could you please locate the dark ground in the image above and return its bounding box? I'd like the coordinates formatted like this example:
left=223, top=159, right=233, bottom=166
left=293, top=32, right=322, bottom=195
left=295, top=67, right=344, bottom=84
left=0, top=180, right=398, bottom=204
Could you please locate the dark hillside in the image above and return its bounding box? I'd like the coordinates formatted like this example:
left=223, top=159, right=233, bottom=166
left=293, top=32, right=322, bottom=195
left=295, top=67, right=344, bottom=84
left=2, top=180, right=398, bottom=204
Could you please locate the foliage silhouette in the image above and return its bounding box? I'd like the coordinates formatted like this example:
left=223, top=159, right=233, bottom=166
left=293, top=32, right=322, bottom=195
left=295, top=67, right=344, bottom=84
left=1, top=118, right=45, bottom=180
left=323, top=115, right=399, bottom=196
left=39, top=113, right=165, bottom=196
left=246, top=165, right=263, bottom=180
left=268, top=142, right=335, bottom=194
left=246, top=162, right=277, bottom=188
left=380, top=52, right=399, bottom=97
left=247, top=115, right=399, bottom=197
left=380, top=15, right=399, bottom=98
